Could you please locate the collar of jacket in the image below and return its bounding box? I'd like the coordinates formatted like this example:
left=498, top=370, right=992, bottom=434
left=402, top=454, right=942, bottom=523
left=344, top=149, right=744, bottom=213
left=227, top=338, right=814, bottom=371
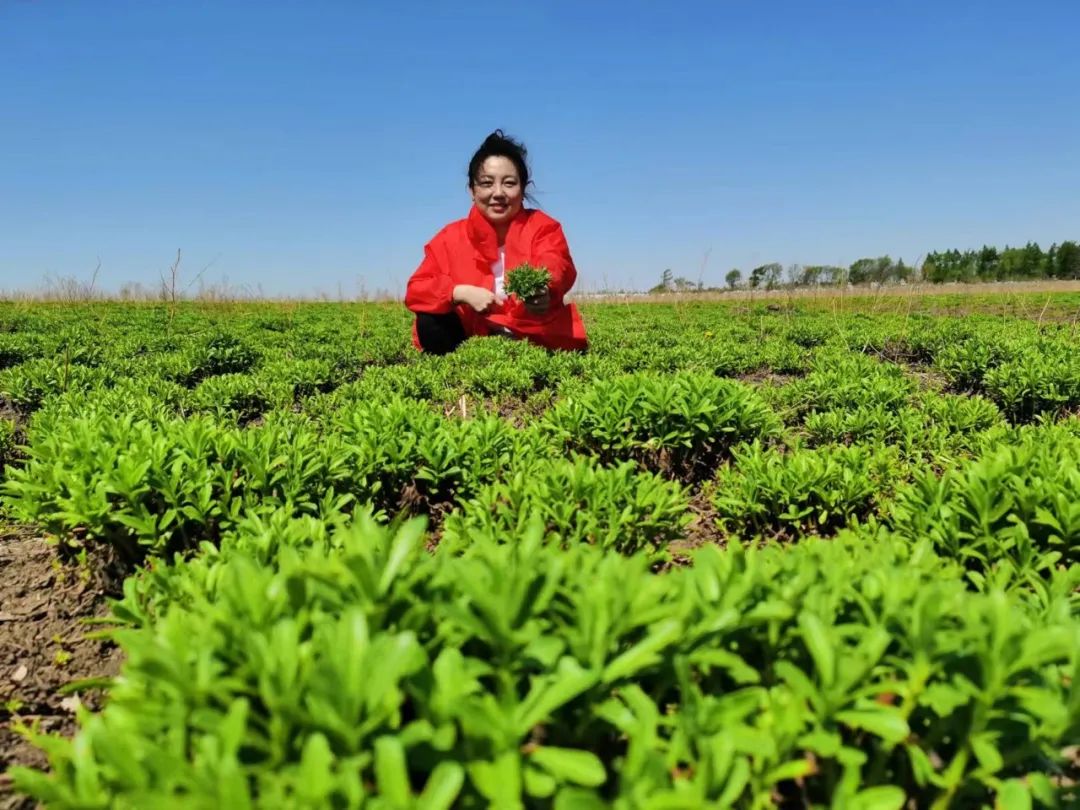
left=466, top=204, right=530, bottom=263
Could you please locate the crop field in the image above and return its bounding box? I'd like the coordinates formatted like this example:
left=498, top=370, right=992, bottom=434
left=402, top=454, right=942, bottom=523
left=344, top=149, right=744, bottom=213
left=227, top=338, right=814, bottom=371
left=0, top=293, right=1078, bottom=809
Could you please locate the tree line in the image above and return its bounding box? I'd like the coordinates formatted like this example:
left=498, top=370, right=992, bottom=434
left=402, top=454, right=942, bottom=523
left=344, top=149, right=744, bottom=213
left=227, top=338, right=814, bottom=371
left=647, top=240, right=1080, bottom=293
left=921, top=241, right=1080, bottom=283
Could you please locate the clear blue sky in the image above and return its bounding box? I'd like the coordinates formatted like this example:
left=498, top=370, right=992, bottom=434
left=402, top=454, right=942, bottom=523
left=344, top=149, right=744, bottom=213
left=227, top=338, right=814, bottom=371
left=2, top=0, right=1078, bottom=296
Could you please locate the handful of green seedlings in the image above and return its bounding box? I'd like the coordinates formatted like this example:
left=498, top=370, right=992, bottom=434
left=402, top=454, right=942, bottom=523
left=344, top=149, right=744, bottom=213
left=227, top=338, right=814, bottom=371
left=504, top=263, right=551, bottom=302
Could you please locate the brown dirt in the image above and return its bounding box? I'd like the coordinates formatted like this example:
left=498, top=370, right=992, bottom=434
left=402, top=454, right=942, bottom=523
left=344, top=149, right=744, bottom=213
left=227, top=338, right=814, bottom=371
left=735, top=370, right=800, bottom=388
left=0, top=401, right=22, bottom=429
left=0, top=525, right=123, bottom=809
left=666, top=488, right=726, bottom=565
left=903, top=365, right=951, bottom=393
left=440, top=392, right=557, bottom=429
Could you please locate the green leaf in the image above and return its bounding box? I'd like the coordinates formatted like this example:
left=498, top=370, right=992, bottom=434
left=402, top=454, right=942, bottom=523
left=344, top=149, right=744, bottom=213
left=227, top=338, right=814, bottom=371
left=766, top=757, right=816, bottom=784
left=297, top=734, right=334, bottom=803
left=530, top=747, right=607, bottom=788
left=468, top=750, right=523, bottom=807
left=417, top=761, right=465, bottom=810
left=970, top=732, right=1004, bottom=774
left=798, top=729, right=842, bottom=757
left=602, top=619, right=681, bottom=682
left=834, top=708, right=909, bottom=744
left=378, top=519, right=424, bottom=595
left=524, top=765, right=557, bottom=798
left=515, top=657, right=598, bottom=735
left=799, top=612, right=835, bottom=688
left=716, top=756, right=750, bottom=806
left=374, top=736, right=410, bottom=805
left=692, top=649, right=761, bottom=685
left=554, top=789, right=608, bottom=810
left=920, top=682, right=969, bottom=717
left=995, top=779, right=1032, bottom=810
left=851, top=785, right=906, bottom=810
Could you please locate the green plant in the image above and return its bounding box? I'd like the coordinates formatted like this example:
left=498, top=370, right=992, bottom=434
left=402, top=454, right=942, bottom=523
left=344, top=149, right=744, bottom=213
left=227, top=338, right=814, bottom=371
left=504, top=262, right=552, bottom=301
left=442, top=456, right=690, bottom=557
left=712, top=441, right=898, bottom=541
left=888, top=431, right=1080, bottom=578
left=13, top=520, right=1080, bottom=808
left=542, top=373, right=782, bottom=479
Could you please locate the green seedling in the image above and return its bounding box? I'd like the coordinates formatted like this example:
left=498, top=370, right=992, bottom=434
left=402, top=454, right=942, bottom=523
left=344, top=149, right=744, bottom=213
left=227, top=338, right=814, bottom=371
left=504, top=263, right=551, bottom=301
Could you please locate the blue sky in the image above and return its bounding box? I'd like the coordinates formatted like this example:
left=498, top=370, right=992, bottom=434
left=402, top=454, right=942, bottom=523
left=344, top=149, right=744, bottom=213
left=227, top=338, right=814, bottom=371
left=2, top=0, right=1078, bottom=296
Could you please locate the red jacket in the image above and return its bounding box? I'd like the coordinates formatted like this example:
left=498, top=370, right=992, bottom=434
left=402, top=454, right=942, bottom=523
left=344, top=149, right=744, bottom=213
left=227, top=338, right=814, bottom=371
left=405, top=205, right=588, bottom=351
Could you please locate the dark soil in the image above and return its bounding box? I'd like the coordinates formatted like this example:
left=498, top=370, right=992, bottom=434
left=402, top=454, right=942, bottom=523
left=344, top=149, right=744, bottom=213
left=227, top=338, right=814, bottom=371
left=735, top=369, right=800, bottom=388
left=440, top=392, right=557, bottom=429
left=666, top=488, right=726, bottom=566
left=903, top=365, right=951, bottom=392
left=0, top=525, right=123, bottom=809
left=0, top=400, right=27, bottom=432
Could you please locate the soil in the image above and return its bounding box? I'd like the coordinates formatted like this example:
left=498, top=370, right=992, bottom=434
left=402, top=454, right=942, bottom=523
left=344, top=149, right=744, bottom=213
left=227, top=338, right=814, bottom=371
left=0, top=401, right=22, bottom=430
left=735, top=369, right=800, bottom=388
left=440, top=392, right=557, bottom=430
left=903, top=365, right=951, bottom=393
left=666, top=488, right=726, bottom=566
left=0, top=525, right=123, bottom=810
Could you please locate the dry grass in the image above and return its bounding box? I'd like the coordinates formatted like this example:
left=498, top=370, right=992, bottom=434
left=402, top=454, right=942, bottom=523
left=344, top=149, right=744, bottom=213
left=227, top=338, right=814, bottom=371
left=4, top=273, right=1079, bottom=313
left=572, top=279, right=1080, bottom=305
left=571, top=279, right=1080, bottom=326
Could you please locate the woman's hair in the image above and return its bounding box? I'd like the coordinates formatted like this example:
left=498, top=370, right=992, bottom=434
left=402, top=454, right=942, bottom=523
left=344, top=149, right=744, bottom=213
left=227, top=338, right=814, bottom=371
left=468, top=129, right=537, bottom=204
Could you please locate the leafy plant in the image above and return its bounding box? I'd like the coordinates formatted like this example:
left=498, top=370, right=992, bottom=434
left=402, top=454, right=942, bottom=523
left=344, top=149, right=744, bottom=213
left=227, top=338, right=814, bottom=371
left=442, top=456, right=690, bottom=556
left=888, top=431, right=1080, bottom=577
left=712, top=441, right=898, bottom=541
left=542, top=372, right=782, bottom=479
left=13, top=520, right=1079, bottom=808
left=0, top=417, right=19, bottom=475
left=504, top=262, right=551, bottom=301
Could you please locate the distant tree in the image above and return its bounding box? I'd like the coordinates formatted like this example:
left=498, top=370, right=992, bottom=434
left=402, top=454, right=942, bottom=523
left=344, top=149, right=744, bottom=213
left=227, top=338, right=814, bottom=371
left=806, top=265, right=846, bottom=285
left=672, top=276, right=696, bottom=291
left=1020, top=242, right=1046, bottom=277
left=785, top=264, right=802, bottom=287
left=1055, top=241, right=1080, bottom=279
left=921, top=254, right=940, bottom=283
left=752, top=262, right=783, bottom=290
left=976, top=246, right=1000, bottom=281
left=998, top=247, right=1026, bottom=279
left=725, top=269, right=742, bottom=289
left=848, top=258, right=871, bottom=285
left=848, top=256, right=905, bottom=285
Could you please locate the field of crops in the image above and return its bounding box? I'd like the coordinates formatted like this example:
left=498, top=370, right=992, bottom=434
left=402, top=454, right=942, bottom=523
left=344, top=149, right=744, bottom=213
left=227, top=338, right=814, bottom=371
left=0, top=293, right=1078, bottom=809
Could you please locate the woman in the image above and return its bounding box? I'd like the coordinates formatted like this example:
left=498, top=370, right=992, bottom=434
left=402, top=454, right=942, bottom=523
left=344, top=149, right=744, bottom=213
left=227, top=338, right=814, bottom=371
left=404, top=130, right=588, bottom=353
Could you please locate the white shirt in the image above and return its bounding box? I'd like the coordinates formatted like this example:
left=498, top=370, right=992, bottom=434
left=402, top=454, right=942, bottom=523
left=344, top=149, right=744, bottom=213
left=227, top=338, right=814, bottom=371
left=491, top=246, right=506, bottom=302
left=488, top=246, right=516, bottom=336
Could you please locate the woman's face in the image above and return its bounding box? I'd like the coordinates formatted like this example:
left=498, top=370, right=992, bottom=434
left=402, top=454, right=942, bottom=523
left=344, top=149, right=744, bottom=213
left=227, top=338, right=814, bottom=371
left=470, top=156, right=524, bottom=225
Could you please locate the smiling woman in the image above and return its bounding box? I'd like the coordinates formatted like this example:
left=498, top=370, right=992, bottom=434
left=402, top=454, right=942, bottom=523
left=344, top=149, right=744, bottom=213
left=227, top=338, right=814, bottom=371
left=404, top=130, right=589, bottom=353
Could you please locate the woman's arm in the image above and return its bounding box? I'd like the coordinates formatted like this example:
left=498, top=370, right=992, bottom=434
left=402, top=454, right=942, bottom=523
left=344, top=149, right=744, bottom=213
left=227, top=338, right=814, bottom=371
left=406, top=241, right=495, bottom=314
left=405, top=242, right=455, bottom=314
left=531, top=219, right=577, bottom=307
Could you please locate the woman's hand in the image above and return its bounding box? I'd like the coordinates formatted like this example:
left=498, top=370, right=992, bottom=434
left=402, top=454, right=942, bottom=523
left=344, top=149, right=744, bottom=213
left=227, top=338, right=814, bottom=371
left=453, top=284, right=496, bottom=313
left=524, top=287, right=551, bottom=316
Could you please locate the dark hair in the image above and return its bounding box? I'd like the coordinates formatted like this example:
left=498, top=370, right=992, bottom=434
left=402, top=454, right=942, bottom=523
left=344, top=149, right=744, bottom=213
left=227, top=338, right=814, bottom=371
left=468, top=129, right=537, bottom=205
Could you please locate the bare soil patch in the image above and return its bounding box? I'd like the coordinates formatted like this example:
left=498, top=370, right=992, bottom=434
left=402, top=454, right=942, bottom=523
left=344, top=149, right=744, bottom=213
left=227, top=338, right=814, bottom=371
left=666, top=488, right=725, bottom=566
left=0, top=526, right=123, bottom=809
